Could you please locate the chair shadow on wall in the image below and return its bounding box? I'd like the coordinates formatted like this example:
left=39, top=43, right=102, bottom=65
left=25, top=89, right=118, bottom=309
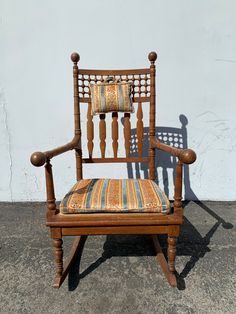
left=68, top=114, right=233, bottom=291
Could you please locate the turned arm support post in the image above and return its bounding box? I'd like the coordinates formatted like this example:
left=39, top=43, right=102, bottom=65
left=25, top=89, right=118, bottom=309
left=45, top=160, right=57, bottom=215
left=151, top=137, right=196, bottom=212
left=30, top=134, right=80, bottom=215
left=174, top=160, right=183, bottom=212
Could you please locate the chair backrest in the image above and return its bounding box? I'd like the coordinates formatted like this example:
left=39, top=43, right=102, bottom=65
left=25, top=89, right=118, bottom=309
left=71, top=52, right=157, bottom=181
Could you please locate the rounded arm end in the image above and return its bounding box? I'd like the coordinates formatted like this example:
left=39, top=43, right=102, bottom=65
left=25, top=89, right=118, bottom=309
left=179, top=149, right=196, bottom=164
left=30, top=152, right=47, bottom=167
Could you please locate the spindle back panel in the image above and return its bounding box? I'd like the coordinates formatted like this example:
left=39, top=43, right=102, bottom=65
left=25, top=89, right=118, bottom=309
left=78, top=68, right=151, bottom=163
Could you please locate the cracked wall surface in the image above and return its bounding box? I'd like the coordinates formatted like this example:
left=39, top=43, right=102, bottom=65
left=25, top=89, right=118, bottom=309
left=0, top=0, right=236, bottom=201
left=0, top=100, right=13, bottom=201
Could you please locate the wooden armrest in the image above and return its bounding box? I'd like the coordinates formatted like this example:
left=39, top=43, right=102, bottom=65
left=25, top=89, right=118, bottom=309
left=150, top=137, right=196, bottom=164
left=30, top=136, right=80, bottom=167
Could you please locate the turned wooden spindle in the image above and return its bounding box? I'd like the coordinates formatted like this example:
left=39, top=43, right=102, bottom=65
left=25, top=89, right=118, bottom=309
left=138, top=74, right=142, bottom=95
left=112, top=112, right=119, bottom=158
left=99, top=114, right=106, bottom=158
left=148, top=51, right=157, bottom=180
left=167, top=236, right=177, bottom=273
left=87, top=102, right=94, bottom=158
left=144, top=74, right=148, bottom=96
left=71, top=52, right=82, bottom=180
left=137, top=102, right=144, bottom=157
left=45, top=160, right=57, bottom=214
left=53, top=239, right=63, bottom=277
left=174, top=160, right=183, bottom=210
left=124, top=112, right=131, bottom=157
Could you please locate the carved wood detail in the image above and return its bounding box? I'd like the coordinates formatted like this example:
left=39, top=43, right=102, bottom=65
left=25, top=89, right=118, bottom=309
left=174, top=161, right=183, bottom=210
left=87, top=102, right=94, bottom=158
left=124, top=113, right=131, bottom=157
left=99, top=114, right=106, bottom=158
left=112, top=112, right=118, bottom=158
left=53, top=239, right=63, bottom=277
left=45, top=160, right=57, bottom=214
left=148, top=52, right=157, bottom=180
left=71, top=53, right=83, bottom=180
left=167, top=236, right=177, bottom=273
left=136, top=102, right=144, bottom=157
left=78, top=70, right=151, bottom=102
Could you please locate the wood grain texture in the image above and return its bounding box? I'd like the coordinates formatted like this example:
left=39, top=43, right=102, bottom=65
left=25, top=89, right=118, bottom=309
left=137, top=102, right=144, bottom=157
left=148, top=53, right=156, bottom=180
left=87, top=102, right=94, bottom=158
left=53, top=236, right=86, bottom=288
left=47, top=213, right=183, bottom=228
left=53, top=239, right=63, bottom=277
left=124, top=113, right=131, bottom=157
left=152, top=235, right=177, bottom=287
left=79, top=68, right=150, bottom=75
left=151, top=138, right=196, bottom=164
left=72, top=54, right=83, bottom=180
left=112, top=112, right=118, bottom=158
left=167, top=236, right=177, bottom=273
left=45, top=160, right=57, bottom=215
left=62, top=225, right=169, bottom=236
left=82, top=157, right=148, bottom=163
left=174, top=161, right=183, bottom=211
left=99, top=114, right=106, bottom=158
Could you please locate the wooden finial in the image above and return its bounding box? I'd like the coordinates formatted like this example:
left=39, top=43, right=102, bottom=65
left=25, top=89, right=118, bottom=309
left=71, top=52, right=80, bottom=63
left=148, top=51, right=157, bottom=64
left=30, top=152, right=46, bottom=167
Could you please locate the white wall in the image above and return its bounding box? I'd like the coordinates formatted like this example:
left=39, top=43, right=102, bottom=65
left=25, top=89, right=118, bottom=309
left=1, top=0, right=236, bottom=201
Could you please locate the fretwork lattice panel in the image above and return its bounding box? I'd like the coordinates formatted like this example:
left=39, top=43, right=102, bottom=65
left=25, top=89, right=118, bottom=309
left=78, top=74, right=151, bottom=100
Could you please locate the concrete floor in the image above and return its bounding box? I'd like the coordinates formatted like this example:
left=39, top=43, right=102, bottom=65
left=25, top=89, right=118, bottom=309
left=0, top=201, right=235, bottom=314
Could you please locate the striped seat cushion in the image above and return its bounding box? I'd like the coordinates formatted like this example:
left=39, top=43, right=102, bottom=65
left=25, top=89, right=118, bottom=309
left=60, top=179, right=170, bottom=214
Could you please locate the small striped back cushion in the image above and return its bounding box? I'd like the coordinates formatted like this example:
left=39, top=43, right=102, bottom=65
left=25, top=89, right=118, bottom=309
left=90, top=81, right=133, bottom=115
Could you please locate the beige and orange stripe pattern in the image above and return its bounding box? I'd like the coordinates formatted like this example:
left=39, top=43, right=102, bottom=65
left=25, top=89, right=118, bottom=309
left=60, top=179, right=170, bottom=214
left=90, top=81, right=133, bottom=115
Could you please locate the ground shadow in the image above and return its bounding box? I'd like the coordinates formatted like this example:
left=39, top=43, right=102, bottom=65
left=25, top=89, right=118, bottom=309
left=126, top=113, right=233, bottom=280
left=68, top=114, right=233, bottom=291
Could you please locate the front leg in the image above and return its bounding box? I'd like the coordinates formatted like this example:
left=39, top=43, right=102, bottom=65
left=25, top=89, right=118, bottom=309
left=52, top=236, right=86, bottom=288
left=168, top=236, right=177, bottom=273
left=53, top=238, right=63, bottom=279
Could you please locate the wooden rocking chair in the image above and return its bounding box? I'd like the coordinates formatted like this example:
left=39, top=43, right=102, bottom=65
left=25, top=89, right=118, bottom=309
left=30, top=52, right=196, bottom=288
